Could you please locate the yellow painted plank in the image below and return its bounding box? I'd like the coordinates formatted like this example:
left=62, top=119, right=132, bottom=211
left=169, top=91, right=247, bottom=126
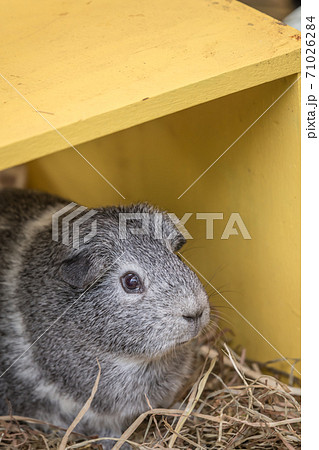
left=0, top=0, right=300, bottom=170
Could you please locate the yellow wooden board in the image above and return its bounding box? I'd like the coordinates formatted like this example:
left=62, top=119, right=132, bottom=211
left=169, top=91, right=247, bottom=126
left=0, top=0, right=300, bottom=170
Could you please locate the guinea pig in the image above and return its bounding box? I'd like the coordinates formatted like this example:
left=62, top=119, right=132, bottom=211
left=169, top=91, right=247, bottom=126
left=0, top=188, right=210, bottom=449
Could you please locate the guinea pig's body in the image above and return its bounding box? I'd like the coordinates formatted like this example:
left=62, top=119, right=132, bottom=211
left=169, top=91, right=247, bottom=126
left=0, top=189, right=210, bottom=448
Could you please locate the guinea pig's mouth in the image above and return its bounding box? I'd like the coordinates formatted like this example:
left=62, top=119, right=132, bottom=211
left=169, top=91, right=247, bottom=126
left=173, top=321, right=210, bottom=348
left=175, top=339, right=189, bottom=347
left=174, top=333, right=201, bottom=348
left=164, top=336, right=192, bottom=351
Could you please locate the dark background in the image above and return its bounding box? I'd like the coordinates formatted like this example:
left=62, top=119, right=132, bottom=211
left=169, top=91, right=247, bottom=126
left=240, top=0, right=300, bottom=21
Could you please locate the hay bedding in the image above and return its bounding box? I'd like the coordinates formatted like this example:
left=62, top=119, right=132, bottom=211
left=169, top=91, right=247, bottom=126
left=0, top=333, right=301, bottom=450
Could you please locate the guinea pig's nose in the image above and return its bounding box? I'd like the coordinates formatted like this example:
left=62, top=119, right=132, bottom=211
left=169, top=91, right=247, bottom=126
left=182, top=309, right=204, bottom=323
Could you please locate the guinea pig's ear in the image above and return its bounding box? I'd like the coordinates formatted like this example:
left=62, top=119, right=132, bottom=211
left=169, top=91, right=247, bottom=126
left=161, top=214, right=187, bottom=252
left=58, top=251, right=105, bottom=290
left=170, top=233, right=187, bottom=252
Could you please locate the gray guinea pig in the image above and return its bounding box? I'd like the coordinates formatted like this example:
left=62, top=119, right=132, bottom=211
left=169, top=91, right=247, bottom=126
left=0, top=188, right=210, bottom=449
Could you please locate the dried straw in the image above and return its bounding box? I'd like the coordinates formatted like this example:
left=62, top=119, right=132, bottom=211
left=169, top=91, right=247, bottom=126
left=0, top=337, right=301, bottom=449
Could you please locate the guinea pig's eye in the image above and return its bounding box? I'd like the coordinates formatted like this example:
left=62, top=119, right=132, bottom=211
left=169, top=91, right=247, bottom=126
left=120, top=272, right=143, bottom=293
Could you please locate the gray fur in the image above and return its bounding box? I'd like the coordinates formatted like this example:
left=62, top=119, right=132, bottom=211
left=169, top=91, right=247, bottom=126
left=0, top=188, right=210, bottom=448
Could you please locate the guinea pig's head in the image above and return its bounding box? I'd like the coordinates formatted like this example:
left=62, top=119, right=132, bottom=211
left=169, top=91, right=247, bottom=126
left=57, top=203, right=210, bottom=358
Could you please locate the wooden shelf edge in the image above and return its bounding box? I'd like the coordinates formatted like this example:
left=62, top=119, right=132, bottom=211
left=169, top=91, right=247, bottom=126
left=0, top=49, right=300, bottom=171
